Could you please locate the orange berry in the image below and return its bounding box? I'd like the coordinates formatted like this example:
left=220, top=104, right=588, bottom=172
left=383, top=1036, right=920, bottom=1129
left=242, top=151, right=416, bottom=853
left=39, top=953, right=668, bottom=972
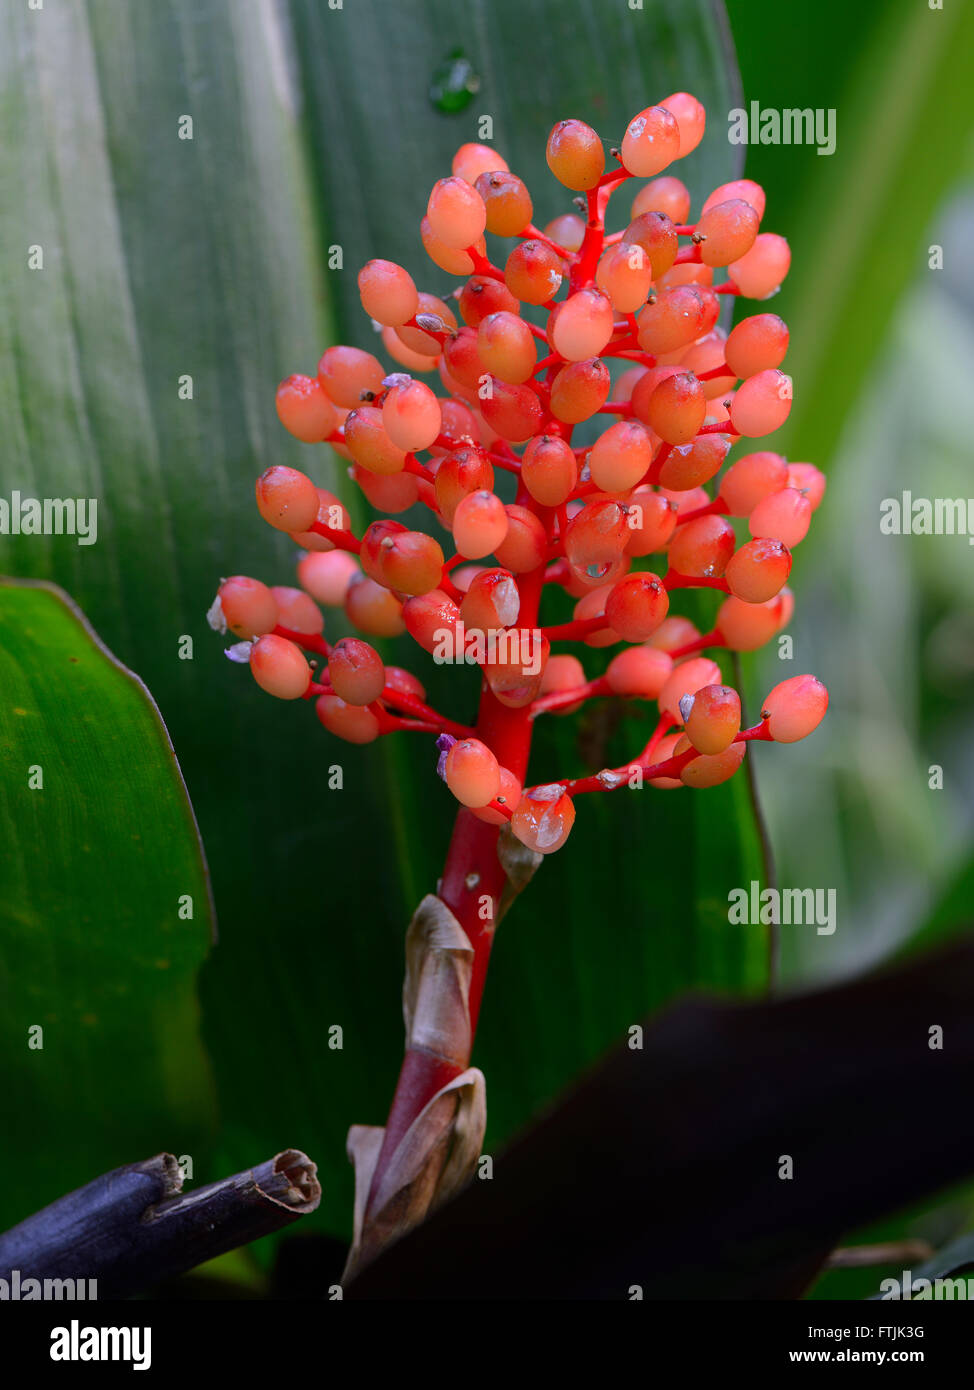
left=472, top=766, right=522, bottom=825
left=212, top=576, right=279, bottom=639
left=725, top=538, right=792, bottom=603
left=679, top=738, right=746, bottom=788
left=453, top=489, right=509, bottom=559
left=624, top=211, right=679, bottom=279
left=315, top=694, right=380, bottom=744
left=457, top=274, right=520, bottom=327
left=290, top=487, right=352, bottom=553
left=493, top=505, right=548, bottom=573
left=329, top=637, right=385, bottom=706
left=434, top=446, right=495, bottom=523
left=521, top=434, right=578, bottom=506
left=657, top=656, right=722, bottom=722
left=352, top=465, right=420, bottom=514
left=421, top=217, right=481, bottom=275
left=659, top=92, right=706, bottom=156
left=548, top=358, right=611, bottom=424
left=695, top=199, right=760, bottom=267
left=715, top=591, right=790, bottom=651
left=545, top=119, right=605, bottom=190
left=477, top=312, right=537, bottom=384
left=344, top=405, right=407, bottom=475
left=270, top=585, right=324, bottom=635
left=620, top=106, right=680, bottom=177
left=445, top=738, right=501, bottom=808
left=480, top=378, right=545, bottom=442
left=604, top=571, right=669, bottom=641
left=317, top=345, right=385, bottom=408
left=729, top=233, right=790, bottom=299
left=511, top=785, right=576, bottom=854
left=452, top=142, right=510, bottom=184
left=631, top=175, right=691, bottom=225
left=668, top=514, right=736, bottom=578
left=474, top=170, right=533, bottom=236
left=702, top=179, right=766, bottom=221
left=427, top=176, right=487, bottom=249
left=402, top=589, right=460, bottom=653
left=648, top=731, right=686, bottom=788
left=684, top=683, right=741, bottom=753
left=504, top=240, right=563, bottom=305
left=544, top=213, right=586, bottom=252
left=381, top=377, right=442, bottom=451
left=725, top=313, right=789, bottom=379
left=644, top=371, right=706, bottom=445
left=656, top=434, right=729, bottom=492
left=539, top=654, right=587, bottom=713
left=730, top=369, right=792, bottom=437
left=595, top=242, right=654, bottom=313
left=345, top=574, right=406, bottom=637
left=749, top=487, right=811, bottom=548
left=250, top=634, right=311, bottom=700
left=255, top=466, right=319, bottom=533
left=624, top=488, right=679, bottom=556
left=460, top=568, right=520, bottom=634
left=762, top=674, right=828, bottom=742
left=298, top=551, right=361, bottom=608
left=549, top=288, right=614, bottom=360
left=589, top=421, right=656, bottom=494
left=606, top=646, right=673, bottom=698
left=276, top=374, right=337, bottom=443
left=357, top=259, right=419, bottom=326
left=719, top=451, right=789, bottom=516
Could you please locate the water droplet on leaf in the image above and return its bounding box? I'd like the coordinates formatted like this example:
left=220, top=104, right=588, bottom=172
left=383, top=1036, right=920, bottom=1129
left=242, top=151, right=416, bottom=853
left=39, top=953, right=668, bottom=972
left=430, top=49, right=480, bottom=114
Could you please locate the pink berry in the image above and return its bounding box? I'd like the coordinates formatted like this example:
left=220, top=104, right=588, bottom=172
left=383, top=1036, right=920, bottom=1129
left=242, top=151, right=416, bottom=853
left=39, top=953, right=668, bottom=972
left=214, top=576, right=278, bottom=639
left=445, top=738, right=502, bottom=808
left=250, top=634, right=311, bottom=700
left=255, top=466, right=319, bottom=533
left=762, top=674, right=828, bottom=742
left=511, top=785, right=576, bottom=854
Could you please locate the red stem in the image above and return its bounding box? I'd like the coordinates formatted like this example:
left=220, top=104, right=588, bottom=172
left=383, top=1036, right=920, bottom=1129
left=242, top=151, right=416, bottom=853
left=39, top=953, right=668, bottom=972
left=364, top=563, right=545, bottom=1213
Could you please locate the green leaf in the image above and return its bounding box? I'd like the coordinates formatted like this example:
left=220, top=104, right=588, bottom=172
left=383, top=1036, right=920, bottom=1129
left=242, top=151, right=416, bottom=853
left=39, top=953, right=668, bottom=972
left=0, top=580, right=215, bottom=1230
left=0, top=0, right=752, bottom=1241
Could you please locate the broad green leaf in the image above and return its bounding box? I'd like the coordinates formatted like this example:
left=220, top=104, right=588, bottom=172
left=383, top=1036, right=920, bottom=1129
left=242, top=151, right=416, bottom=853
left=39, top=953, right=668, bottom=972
left=0, top=0, right=753, bottom=1241
left=0, top=580, right=215, bottom=1230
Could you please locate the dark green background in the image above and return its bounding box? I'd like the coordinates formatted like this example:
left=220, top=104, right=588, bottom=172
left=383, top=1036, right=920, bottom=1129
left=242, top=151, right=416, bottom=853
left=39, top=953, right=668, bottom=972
left=1, top=0, right=972, bottom=1295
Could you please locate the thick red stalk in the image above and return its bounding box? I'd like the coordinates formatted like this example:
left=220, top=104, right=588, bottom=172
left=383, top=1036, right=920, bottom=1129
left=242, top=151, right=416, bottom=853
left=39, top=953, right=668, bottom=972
left=364, top=563, right=545, bottom=1211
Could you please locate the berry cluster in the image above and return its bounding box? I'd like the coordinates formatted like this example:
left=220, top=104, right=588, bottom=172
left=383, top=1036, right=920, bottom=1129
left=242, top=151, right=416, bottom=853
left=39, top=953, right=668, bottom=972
left=210, top=93, right=828, bottom=861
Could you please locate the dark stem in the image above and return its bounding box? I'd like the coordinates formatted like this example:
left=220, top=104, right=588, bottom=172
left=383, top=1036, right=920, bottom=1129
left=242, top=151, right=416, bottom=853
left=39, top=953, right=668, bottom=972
left=0, top=1149, right=320, bottom=1299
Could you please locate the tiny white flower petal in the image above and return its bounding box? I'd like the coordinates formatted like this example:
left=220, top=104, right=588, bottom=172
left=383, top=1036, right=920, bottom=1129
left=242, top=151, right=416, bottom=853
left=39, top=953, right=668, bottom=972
left=206, top=595, right=227, bottom=634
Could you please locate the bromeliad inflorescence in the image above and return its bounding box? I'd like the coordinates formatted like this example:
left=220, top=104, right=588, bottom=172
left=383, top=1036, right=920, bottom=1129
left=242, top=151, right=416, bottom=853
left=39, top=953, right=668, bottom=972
left=209, top=92, right=828, bottom=1271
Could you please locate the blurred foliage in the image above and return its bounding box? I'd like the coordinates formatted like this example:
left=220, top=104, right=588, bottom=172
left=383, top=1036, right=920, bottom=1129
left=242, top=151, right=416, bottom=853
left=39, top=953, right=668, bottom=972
left=724, top=0, right=974, bottom=1298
